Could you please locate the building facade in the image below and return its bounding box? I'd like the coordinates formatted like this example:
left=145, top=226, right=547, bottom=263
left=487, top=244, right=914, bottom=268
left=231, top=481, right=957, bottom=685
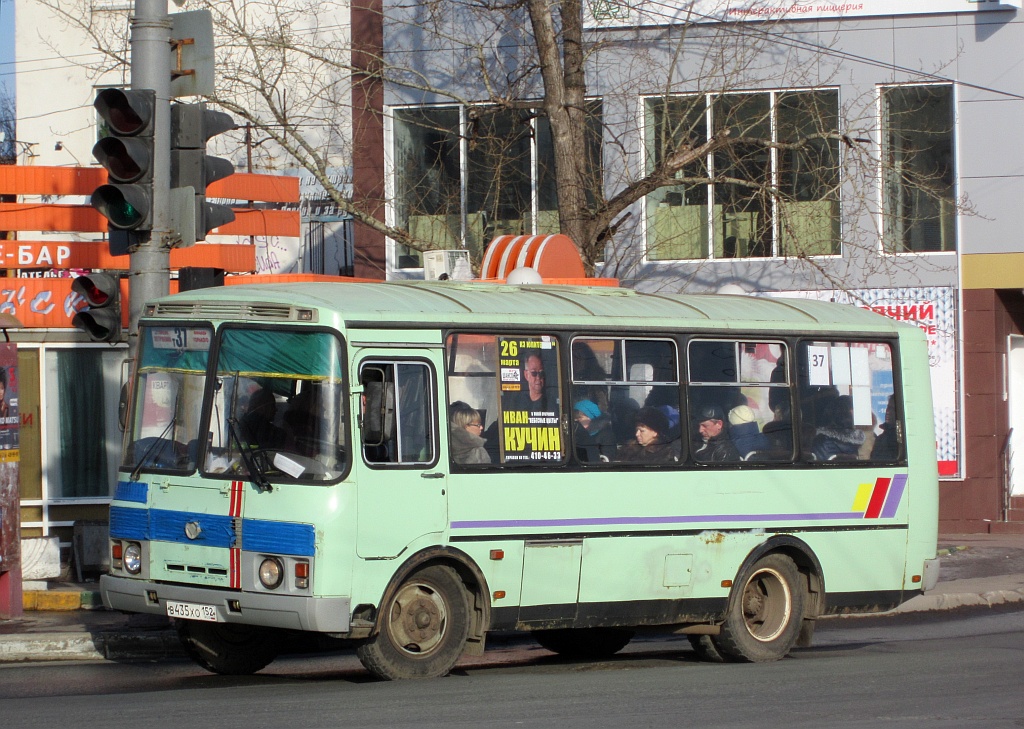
left=352, top=1, right=1024, bottom=531
left=5, top=0, right=352, bottom=552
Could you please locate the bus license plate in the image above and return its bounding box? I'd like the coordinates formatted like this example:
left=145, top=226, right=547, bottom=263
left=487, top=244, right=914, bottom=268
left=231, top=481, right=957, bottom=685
left=166, top=600, right=219, bottom=622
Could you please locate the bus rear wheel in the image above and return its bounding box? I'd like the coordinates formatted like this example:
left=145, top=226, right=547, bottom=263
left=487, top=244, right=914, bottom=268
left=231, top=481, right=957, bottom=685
left=176, top=620, right=281, bottom=675
left=534, top=628, right=634, bottom=659
left=356, top=565, right=470, bottom=680
left=715, top=553, right=805, bottom=663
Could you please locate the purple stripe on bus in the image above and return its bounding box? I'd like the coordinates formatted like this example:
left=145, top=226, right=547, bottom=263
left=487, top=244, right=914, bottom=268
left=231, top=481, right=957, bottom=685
left=450, top=512, right=864, bottom=529
left=879, top=473, right=908, bottom=519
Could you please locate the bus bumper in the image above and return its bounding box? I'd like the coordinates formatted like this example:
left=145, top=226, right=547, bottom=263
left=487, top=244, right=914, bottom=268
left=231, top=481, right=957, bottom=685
left=100, top=575, right=351, bottom=633
left=922, top=556, right=941, bottom=592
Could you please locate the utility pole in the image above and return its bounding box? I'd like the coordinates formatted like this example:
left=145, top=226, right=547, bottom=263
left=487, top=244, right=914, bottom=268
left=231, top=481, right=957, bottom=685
left=127, top=0, right=171, bottom=360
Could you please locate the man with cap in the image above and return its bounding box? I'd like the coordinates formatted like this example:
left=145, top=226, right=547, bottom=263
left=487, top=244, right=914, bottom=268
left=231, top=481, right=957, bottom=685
left=618, top=406, right=679, bottom=463
left=694, top=405, right=740, bottom=462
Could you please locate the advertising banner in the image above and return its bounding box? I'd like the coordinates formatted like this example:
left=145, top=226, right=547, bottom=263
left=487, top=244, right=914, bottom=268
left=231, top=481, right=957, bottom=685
left=586, top=0, right=1020, bottom=28
left=498, top=336, right=563, bottom=462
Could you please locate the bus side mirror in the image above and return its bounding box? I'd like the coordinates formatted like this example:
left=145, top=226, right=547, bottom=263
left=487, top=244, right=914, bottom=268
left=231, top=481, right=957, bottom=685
left=361, top=374, right=395, bottom=446
left=118, top=382, right=130, bottom=432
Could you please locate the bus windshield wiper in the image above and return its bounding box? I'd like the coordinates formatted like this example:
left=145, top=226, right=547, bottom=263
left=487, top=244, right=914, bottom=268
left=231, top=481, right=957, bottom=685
left=228, top=417, right=273, bottom=493
left=130, top=416, right=176, bottom=483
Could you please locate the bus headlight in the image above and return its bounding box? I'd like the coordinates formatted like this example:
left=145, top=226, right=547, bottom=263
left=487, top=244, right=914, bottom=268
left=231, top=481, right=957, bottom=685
left=123, top=543, right=142, bottom=575
left=259, top=557, right=284, bottom=589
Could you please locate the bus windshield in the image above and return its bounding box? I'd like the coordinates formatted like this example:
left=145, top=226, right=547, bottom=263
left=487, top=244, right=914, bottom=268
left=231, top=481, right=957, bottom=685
left=123, top=325, right=213, bottom=474
left=204, top=327, right=347, bottom=483
left=123, top=324, right=348, bottom=482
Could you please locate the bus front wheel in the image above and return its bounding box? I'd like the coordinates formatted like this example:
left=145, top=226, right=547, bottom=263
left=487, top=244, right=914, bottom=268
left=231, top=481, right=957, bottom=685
left=356, top=565, right=470, bottom=680
left=176, top=620, right=281, bottom=675
left=715, top=553, right=805, bottom=662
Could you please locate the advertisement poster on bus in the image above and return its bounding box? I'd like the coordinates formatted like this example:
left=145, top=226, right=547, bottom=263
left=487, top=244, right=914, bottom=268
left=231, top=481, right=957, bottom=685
left=768, top=287, right=959, bottom=477
left=498, top=336, right=563, bottom=462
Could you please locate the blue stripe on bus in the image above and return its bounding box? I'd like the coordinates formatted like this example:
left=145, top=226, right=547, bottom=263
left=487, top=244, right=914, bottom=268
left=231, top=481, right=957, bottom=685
left=241, top=520, right=316, bottom=557
left=449, top=512, right=865, bottom=529
left=114, top=481, right=148, bottom=504
left=110, top=506, right=313, bottom=556
left=110, top=506, right=149, bottom=541
left=151, top=509, right=235, bottom=547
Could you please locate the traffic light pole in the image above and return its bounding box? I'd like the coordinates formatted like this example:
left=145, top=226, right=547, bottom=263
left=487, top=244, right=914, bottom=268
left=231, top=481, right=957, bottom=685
left=127, top=0, right=171, bottom=359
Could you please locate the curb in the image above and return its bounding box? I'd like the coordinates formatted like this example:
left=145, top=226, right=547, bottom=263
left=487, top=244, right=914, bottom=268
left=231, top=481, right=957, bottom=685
left=22, top=590, right=103, bottom=612
left=895, top=588, right=1024, bottom=613
left=0, top=629, right=182, bottom=663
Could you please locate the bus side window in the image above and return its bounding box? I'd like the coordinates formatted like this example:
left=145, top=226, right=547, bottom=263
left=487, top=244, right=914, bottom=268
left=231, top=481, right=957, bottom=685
left=360, top=361, right=435, bottom=466
left=796, top=341, right=898, bottom=463
left=687, top=339, right=789, bottom=463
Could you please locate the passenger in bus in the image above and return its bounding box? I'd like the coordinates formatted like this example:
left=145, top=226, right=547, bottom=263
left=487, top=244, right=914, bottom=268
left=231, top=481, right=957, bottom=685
left=693, top=405, right=740, bottom=462
left=618, top=406, right=678, bottom=463
left=242, top=387, right=286, bottom=450
left=762, top=394, right=793, bottom=455
left=871, top=395, right=899, bottom=461
left=811, top=394, right=865, bottom=461
left=727, top=404, right=768, bottom=459
left=572, top=399, right=616, bottom=462
left=449, top=401, right=491, bottom=464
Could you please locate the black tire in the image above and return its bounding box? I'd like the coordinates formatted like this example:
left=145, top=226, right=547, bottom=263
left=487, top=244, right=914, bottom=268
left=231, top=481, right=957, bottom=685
left=687, top=634, right=726, bottom=663
left=534, top=627, right=634, bottom=659
left=177, top=620, right=281, bottom=675
left=356, top=565, right=470, bottom=680
left=715, top=553, right=806, bottom=663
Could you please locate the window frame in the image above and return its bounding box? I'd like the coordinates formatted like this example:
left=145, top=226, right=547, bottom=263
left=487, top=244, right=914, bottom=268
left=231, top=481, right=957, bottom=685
left=643, top=88, right=842, bottom=262
left=389, top=101, right=604, bottom=269
left=879, top=83, right=957, bottom=256
left=358, top=358, right=439, bottom=469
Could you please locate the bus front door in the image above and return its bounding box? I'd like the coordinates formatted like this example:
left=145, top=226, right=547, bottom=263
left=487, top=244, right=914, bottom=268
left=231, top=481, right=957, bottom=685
left=354, top=354, right=446, bottom=559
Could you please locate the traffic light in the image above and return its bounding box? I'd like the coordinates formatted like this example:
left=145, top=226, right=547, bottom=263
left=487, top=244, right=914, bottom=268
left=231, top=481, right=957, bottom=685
left=71, top=273, right=121, bottom=342
left=171, top=102, right=236, bottom=246
left=91, top=89, right=155, bottom=241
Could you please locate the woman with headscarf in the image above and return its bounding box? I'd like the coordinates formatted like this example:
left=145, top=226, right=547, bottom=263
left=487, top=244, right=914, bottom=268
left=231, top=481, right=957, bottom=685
left=618, top=406, right=679, bottom=463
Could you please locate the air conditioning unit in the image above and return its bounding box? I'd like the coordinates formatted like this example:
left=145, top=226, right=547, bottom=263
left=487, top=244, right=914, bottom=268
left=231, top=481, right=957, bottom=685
left=423, top=249, right=472, bottom=281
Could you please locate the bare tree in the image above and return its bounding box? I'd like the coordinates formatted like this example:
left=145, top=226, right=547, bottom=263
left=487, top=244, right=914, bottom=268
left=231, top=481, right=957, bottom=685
left=0, top=84, right=14, bottom=164
left=28, top=0, right=962, bottom=283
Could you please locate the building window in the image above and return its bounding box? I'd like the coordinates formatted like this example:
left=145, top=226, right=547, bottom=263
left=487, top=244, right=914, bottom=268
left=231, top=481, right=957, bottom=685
left=645, top=90, right=840, bottom=261
left=392, top=103, right=602, bottom=268
left=45, top=348, right=123, bottom=498
left=881, top=85, right=956, bottom=253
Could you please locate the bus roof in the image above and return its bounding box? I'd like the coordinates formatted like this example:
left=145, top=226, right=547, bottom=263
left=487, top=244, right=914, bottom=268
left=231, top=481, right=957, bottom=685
left=158, top=281, right=909, bottom=334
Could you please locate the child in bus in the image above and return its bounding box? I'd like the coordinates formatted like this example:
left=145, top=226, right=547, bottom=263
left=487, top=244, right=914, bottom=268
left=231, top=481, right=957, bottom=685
left=449, top=401, right=491, bottom=464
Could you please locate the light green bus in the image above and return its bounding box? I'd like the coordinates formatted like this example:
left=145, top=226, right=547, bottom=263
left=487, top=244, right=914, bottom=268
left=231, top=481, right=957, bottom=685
left=100, top=281, right=939, bottom=679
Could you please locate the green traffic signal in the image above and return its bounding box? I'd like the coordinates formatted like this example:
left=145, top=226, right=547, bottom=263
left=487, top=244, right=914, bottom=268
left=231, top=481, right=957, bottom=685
left=91, top=184, right=151, bottom=230
left=91, top=88, right=155, bottom=237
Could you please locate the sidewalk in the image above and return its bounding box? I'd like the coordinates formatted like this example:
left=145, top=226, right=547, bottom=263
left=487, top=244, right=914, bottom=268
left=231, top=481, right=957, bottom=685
left=1, top=533, right=1022, bottom=663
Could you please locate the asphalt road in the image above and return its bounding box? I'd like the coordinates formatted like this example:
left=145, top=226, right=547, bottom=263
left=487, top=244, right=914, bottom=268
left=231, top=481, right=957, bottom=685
left=2, top=604, right=1023, bottom=728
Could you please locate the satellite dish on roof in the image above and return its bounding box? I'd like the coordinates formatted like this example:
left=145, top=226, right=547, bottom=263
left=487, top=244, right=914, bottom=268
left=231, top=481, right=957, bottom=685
left=506, top=267, right=543, bottom=285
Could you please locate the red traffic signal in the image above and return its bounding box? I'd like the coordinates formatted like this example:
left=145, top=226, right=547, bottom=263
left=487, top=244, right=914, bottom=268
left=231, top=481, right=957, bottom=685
left=71, top=273, right=122, bottom=342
